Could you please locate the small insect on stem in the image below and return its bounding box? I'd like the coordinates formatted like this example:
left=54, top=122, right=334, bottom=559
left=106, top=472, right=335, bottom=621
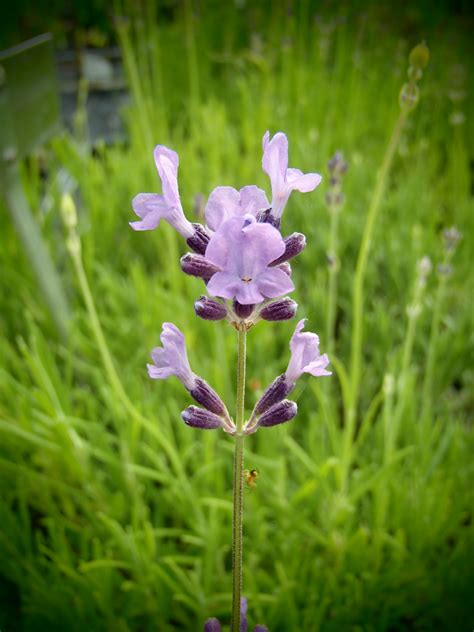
left=244, top=468, right=259, bottom=488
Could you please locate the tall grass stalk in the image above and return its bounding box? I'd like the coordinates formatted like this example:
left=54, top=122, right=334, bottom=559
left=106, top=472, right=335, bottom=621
left=343, top=109, right=408, bottom=488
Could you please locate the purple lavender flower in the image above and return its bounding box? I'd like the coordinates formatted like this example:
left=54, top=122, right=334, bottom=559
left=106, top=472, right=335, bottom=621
left=245, top=320, right=331, bottom=433
left=130, top=145, right=194, bottom=238
left=204, top=598, right=268, bottom=632
left=147, top=322, right=196, bottom=389
left=148, top=323, right=229, bottom=419
left=262, top=131, right=322, bottom=223
left=205, top=185, right=269, bottom=231
left=205, top=215, right=294, bottom=305
left=285, top=319, right=331, bottom=385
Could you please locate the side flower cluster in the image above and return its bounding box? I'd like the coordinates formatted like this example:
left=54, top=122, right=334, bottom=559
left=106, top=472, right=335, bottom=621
left=133, top=131, right=331, bottom=434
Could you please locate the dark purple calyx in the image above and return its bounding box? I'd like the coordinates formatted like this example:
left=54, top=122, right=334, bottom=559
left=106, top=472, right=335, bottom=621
left=195, top=296, right=227, bottom=321
left=181, top=253, right=219, bottom=280
left=260, top=298, right=297, bottom=321
left=258, top=399, right=297, bottom=427
left=181, top=406, right=223, bottom=430
left=190, top=377, right=227, bottom=416
left=233, top=300, right=255, bottom=319
left=254, top=374, right=293, bottom=416
left=186, top=223, right=211, bottom=255
left=256, top=208, right=281, bottom=229
left=270, top=232, right=306, bottom=266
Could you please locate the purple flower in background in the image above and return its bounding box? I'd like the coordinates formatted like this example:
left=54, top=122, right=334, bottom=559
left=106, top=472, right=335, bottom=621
left=130, top=145, right=194, bottom=238
left=262, top=131, right=322, bottom=221
left=147, top=322, right=196, bottom=390
left=205, top=215, right=294, bottom=305
left=285, top=319, right=331, bottom=385
left=204, top=598, right=268, bottom=632
left=205, top=185, right=270, bottom=231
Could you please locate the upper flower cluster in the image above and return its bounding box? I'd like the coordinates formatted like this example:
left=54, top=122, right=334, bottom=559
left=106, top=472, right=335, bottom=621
left=130, top=131, right=321, bottom=324
left=133, top=131, right=331, bottom=435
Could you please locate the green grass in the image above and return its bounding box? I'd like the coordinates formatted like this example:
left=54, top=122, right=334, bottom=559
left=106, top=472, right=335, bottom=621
left=1, top=4, right=473, bottom=631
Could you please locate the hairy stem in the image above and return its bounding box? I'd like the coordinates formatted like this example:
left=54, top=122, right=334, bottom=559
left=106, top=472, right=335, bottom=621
left=232, top=329, right=247, bottom=630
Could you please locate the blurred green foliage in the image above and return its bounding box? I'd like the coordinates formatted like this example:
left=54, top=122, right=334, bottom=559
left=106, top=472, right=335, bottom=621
left=0, top=3, right=473, bottom=631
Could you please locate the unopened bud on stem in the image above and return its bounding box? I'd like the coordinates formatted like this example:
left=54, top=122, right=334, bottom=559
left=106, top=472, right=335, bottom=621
left=181, top=253, right=219, bottom=280
left=194, top=296, right=227, bottom=320
left=257, top=399, right=297, bottom=427
left=61, top=193, right=77, bottom=229
left=260, top=298, right=297, bottom=321
left=181, top=406, right=223, bottom=429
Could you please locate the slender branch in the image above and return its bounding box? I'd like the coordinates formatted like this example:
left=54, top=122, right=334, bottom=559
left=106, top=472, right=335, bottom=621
left=342, top=110, right=407, bottom=489
left=326, top=208, right=341, bottom=354
left=232, top=329, right=247, bottom=631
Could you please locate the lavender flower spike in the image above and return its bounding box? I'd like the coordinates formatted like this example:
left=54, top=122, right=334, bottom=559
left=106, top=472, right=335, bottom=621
left=205, top=215, right=294, bottom=305
left=130, top=145, right=194, bottom=238
left=205, top=185, right=270, bottom=231
left=285, top=319, right=331, bottom=386
left=262, top=131, right=322, bottom=223
left=147, top=322, right=196, bottom=390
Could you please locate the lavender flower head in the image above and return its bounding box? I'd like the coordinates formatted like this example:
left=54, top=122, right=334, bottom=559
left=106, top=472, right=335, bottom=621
left=147, top=322, right=196, bottom=389
left=205, top=215, right=294, bottom=305
left=285, top=319, right=331, bottom=385
left=130, top=146, right=194, bottom=238
left=262, top=131, right=322, bottom=223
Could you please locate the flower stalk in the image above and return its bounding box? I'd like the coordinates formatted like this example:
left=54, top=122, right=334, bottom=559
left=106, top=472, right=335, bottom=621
left=232, top=329, right=247, bottom=631
left=129, top=130, right=330, bottom=629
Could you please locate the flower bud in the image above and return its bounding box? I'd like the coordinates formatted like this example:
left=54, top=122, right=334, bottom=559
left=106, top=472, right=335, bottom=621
left=417, top=256, right=432, bottom=279
left=327, top=151, right=348, bottom=176
left=256, top=208, right=281, bottom=229
left=408, top=66, right=423, bottom=81
left=190, top=377, right=227, bottom=416
left=180, top=253, right=219, bottom=280
left=258, top=399, right=297, bottom=427
left=260, top=298, right=297, bottom=321
left=443, top=226, right=461, bottom=251
left=409, top=42, right=430, bottom=70
left=194, top=296, right=227, bottom=321
left=186, top=223, right=210, bottom=255
left=61, top=193, right=78, bottom=229
left=204, top=619, right=222, bottom=632
left=276, top=262, right=292, bottom=276
left=181, top=406, right=223, bottom=430
left=254, top=374, right=293, bottom=416
left=271, top=232, right=306, bottom=266
left=399, top=82, right=419, bottom=111
left=233, top=300, right=255, bottom=319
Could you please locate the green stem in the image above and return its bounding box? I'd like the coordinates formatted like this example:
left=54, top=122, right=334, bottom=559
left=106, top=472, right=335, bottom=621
left=342, top=110, right=407, bottom=489
left=232, top=329, right=247, bottom=631
left=420, top=259, right=449, bottom=429
left=326, top=208, right=340, bottom=354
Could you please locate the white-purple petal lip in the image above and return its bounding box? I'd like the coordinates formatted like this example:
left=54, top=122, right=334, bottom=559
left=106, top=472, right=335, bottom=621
left=147, top=322, right=196, bottom=390
left=205, top=185, right=269, bottom=231
left=262, top=130, right=322, bottom=219
left=204, top=215, right=294, bottom=305
left=285, top=319, right=331, bottom=385
left=130, top=145, right=194, bottom=238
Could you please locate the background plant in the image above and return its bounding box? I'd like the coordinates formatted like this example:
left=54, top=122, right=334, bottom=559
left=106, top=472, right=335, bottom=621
left=0, top=3, right=472, bottom=631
